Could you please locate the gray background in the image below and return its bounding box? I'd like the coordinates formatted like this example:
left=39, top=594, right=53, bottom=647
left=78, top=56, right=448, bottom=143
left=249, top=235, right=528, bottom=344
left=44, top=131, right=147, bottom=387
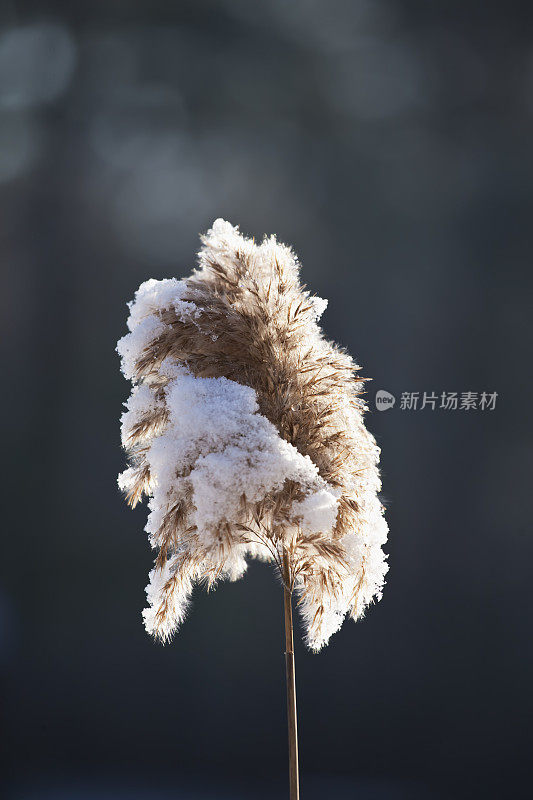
left=2, top=1, right=532, bottom=798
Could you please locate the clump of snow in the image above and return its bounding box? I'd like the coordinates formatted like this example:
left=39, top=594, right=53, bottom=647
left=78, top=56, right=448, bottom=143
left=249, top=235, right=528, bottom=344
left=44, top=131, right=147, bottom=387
left=146, top=371, right=339, bottom=546
left=309, top=295, right=328, bottom=321
left=120, top=384, right=164, bottom=445
left=117, top=316, right=166, bottom=381
left=126, top=278, right=198, bottom=331
left=291, top=487, right=340, bottom=534
left=116, top=278, right=200, bottom=381
left=142, top=562, right=191, bottom=642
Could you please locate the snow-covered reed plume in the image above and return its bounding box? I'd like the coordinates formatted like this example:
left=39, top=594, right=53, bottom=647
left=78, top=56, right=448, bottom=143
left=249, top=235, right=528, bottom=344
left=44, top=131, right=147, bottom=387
left=117, top=219, right=388, bottom=651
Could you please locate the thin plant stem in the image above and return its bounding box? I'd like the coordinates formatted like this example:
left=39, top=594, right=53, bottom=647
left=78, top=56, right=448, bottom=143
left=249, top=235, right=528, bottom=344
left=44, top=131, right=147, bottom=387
left=283, top=548, right=299, bottom=800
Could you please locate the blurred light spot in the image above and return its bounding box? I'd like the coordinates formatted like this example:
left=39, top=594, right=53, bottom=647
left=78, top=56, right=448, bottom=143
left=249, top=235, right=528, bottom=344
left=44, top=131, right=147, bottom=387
left=0, top=111, right=42, bottom=182
left=271, top=0, right=393, bottom=53
left=0, top=23, right=76, bottom=109
left=85, top=125, right=307, bottom=264
left=227, top=0, right=393, bottom=52
left=110, top=136, right=230, bottom=262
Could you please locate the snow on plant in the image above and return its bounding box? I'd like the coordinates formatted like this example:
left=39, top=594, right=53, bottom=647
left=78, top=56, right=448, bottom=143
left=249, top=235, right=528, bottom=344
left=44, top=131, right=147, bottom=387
left=117, top=219, right=388, bottom=651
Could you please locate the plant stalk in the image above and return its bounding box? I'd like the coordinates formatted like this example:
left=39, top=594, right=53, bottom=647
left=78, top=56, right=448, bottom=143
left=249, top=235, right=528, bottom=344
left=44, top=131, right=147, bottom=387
left=283, top=549, right=299, bottom=800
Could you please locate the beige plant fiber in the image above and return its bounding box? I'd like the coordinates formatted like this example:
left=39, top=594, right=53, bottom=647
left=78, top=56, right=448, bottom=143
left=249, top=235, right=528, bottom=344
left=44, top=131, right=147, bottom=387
left=117, top=219, right=388, bottom=651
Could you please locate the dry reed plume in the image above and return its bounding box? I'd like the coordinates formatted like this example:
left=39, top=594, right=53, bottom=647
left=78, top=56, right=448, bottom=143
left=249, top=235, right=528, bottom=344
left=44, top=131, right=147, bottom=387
left=117, top=219, right=388, bottom=651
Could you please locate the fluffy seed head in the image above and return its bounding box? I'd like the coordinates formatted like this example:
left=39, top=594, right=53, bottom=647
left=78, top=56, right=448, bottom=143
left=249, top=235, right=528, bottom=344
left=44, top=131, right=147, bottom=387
left=117, top=219, right=388, bottom=650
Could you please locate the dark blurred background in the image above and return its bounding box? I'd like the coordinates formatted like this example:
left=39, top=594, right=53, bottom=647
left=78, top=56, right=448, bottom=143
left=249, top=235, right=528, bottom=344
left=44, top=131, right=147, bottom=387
left=2, top=1, right=532, bottom=798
